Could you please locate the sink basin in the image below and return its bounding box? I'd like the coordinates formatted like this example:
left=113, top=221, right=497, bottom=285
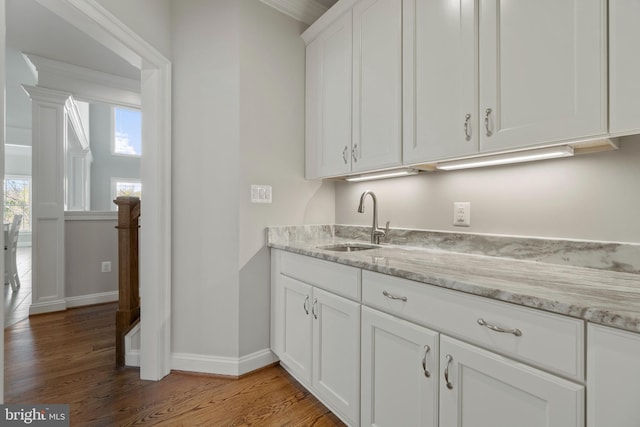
left=317, top=243, right=380, bottom=252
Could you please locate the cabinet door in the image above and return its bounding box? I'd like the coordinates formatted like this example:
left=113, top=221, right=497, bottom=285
left=479, top=0, right=606, bottom=152
left=305, top=12, right=353, bottom=179
left=609, top=0, right=640, bottom=135
left=587, top=324, right=640, bottom=427
left=361, top=307, right=438, bottom=427
left=439, top=336, right=584, bottom=427
left=312, top=287, right=361, bottom=426
left=404, top=0, right=477, bottom=163
left=352, top=0, right=403, bottom=171
left=279, top=275, right=313, bottom=385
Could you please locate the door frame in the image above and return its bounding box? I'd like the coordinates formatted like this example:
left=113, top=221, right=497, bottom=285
left=28, top=0, right=172, bottom=381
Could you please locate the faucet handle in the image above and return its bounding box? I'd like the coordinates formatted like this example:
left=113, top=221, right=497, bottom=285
left=384, top=221, right=390, bottom=235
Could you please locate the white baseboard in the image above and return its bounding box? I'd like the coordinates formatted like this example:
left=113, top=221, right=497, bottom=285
left=125, top=322, right=141, bottom=367
left=66, top=291, right=119, bottom=308
left=170, top=349, right=279, bottom=377
left=29, top=299, right=67, bottom=315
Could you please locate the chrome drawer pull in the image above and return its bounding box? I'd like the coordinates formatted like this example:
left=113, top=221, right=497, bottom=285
left=421, top=345, right=431, bottom=378
left=312, top=298, right=318, bottom=319
left=477, top=318, right=522, bottom=337
left=444, top=354, right=453, bottom=390
left=484, top=108, right=493, bottom=137
left=382, top=290, right=407, bottom=302
left=303, top=295, right=310, bottom=315
left=464, top=113, right=472, bottom=141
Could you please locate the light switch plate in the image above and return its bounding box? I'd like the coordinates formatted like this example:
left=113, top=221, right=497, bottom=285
left=251, top=185, right=272, bottom=203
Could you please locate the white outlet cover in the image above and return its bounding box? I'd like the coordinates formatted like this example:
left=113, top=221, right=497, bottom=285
left=453, top=202, right=471, bottom=227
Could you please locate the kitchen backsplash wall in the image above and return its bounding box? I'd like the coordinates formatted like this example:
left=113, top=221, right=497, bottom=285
left=335, top=135, right=640, bottom=244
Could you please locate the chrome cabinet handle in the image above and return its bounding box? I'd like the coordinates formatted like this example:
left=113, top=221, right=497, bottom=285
left=477, top=318, right=522, bottom=337
left=464, top=113, right=472, bottom=141
left=382, top=290, right=407, bottom=302
left=352, top=144, right=358, bottom=163
left=303, top=295, right=309, bottom=315
left=342, top=146, right=348, bottom=164
left=444, top=354, right=454, bottom=390
left=312, top=298, right=318, bottom=319
left=484, top=108, right=493, bottom=137
left=421, top=345, right=431, bottom=378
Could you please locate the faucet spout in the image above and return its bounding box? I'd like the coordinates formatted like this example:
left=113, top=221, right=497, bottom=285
left=357, top=190, right=389, bottom=244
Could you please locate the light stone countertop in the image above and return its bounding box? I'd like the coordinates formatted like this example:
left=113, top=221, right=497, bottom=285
left=267, top=225, right=640, bottom=334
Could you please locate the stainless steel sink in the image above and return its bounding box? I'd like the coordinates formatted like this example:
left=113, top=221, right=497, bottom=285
left=317, top=243, right=380, bottom=252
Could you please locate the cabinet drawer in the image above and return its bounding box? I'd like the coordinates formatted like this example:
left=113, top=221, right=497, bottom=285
left=362, top=271, right=584, bottom=381
left=280, top=251, right=361, bottom=300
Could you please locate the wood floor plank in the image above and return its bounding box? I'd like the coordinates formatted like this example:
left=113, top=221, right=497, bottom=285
left=4, top=303, right=346, bottom=426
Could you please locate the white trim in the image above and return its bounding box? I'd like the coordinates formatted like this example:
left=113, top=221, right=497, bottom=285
left=34, top=0, right=172, bottom=381
left=65, top=291, right=119, bottom=308
left=301, top=0, right=360, bottom=44
left=64, top=211, right=117, bottom=221
left=66, top=96, right=90, bottom=150
left=125, top=322, right=141, bottom=367
left=24, top=53, right=141, bottom=108
left=260, top=0, right=329, bottom=25
left=29, top=299, right=67, bottom=315
left=170, top=349, right=279, bottom=377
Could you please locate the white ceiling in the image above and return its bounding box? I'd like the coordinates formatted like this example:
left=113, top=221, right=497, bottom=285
left=6, top=0, right=140, bottom=80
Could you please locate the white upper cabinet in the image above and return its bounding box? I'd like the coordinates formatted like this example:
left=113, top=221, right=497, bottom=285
left=352, top=0, right=403, bottom=172
left=609, top=0, right=640, bottom=136
left=304, top=0, right=403, bottom=179
left=404, top=0, right=477, bottom=163
left=305, top=11, right=353, bottom=178
left=405, top=0, right=606, bottom=164
left=479, top=0, right=606, bottom=153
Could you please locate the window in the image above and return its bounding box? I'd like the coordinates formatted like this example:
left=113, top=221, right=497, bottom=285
left=112, top=107, right=142, bottom=157
left=4, top=175, right=31, bottom=232
left=111, top=178, right=141, bottom=210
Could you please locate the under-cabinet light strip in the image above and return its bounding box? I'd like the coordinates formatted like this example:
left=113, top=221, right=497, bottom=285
left=436, top=146, right=574, bottom=171
left=345, top=168, right=420, bottom=182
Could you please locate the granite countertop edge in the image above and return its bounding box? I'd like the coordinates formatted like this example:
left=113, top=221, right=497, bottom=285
left=268, top=234, right=640, bottom=334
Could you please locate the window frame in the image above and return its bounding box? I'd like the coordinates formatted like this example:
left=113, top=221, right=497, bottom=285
left=110, top=177, right=142, bottom=210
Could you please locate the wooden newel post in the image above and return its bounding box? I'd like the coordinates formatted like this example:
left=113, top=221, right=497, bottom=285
left=114, top=196, right=141, bottom=367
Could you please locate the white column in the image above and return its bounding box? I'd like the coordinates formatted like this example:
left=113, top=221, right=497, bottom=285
left=22, top=85, right=71, bottom=314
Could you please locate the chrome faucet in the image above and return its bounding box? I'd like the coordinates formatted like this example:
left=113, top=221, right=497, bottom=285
left=357, top=190, right=390, bottom=244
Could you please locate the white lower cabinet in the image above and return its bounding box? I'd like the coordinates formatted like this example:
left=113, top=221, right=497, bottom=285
left=587, top=324, right=640, bottom=427
left=361, top=307, right=439, bottom=427
left=439, top=335, right=584, bottom=427
left=272, top=250, right=590, bottom=427
left=272, top=251, right=361, bottom=426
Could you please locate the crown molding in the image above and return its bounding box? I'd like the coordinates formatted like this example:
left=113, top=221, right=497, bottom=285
left=24, top=53, right=141, bottom=107
left=260, top=0, right=329, bottom=25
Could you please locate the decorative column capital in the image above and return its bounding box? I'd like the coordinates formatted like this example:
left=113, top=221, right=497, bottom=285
left=21, top=84, right=72, bottom=105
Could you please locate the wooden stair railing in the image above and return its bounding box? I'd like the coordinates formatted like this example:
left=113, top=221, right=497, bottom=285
left=114, top=196, right=141, bottom=367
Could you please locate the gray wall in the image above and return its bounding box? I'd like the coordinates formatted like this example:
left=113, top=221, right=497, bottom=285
left=65, top=215, right=118, bottom=299
left=336, top=136, right=640, bottom=244
left=90, top=103, right=140, bottom=211
left=171, top=0, right=335, bottom=361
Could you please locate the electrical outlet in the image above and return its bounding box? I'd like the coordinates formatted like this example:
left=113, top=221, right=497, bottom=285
left=453, top=202, right=471, bottom=227
left=101, top=261, right=112, bottom=273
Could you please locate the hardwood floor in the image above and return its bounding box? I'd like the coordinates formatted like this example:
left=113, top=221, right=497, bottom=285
left=4, top=303, right=345, bottom=426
